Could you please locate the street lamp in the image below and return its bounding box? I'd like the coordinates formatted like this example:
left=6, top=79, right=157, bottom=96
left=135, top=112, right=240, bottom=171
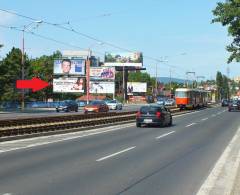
left=86, top=42, right=104, bottom=104
left=196, top=76, right=205, bottom=88
left=155, top=57, right=168, bottom=96
left=186, top=71, right=195, bottom=88
left=21, top=20, right=42, bottom=110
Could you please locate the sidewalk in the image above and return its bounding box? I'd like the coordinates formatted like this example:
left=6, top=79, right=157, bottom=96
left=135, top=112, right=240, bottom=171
left=197, top=126, right=240, bottom=195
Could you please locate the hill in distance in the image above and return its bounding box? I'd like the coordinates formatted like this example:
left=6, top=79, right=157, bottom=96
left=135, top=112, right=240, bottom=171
left=157, top=77, right=188, bottom=84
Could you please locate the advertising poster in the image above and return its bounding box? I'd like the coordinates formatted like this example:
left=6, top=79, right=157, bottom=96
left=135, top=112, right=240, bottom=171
left=53, top=77, right=85, bottom=93
left=127, top=82, right=147, bottom=95
left=54, top=59, right=85, bottom=75
left=104, top=52, right=143, bottom=67
left=90, top=67, right=115, bottom=80
left=89, top=81, right=115, bottom=94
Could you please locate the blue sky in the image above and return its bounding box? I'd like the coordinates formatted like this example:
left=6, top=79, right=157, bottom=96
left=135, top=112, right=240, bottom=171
left=0, top=0, right=238, bottom=80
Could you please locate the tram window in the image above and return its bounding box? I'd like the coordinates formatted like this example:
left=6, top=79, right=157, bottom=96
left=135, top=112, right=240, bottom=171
left=175, top=91, right=187, bottom=98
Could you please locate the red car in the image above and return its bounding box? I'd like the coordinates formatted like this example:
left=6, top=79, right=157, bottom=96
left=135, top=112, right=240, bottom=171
left=84, top=100, right=109, bottom=114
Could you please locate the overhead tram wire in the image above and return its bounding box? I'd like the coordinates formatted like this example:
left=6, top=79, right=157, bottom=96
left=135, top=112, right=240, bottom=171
left=0, top=24, right=104, bottom=56
left=0, top=8, right=180, bottom=65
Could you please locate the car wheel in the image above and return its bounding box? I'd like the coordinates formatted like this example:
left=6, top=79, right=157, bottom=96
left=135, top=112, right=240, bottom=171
left=75, top=108, right=78, bottom=112
left=136, top=123, right=141, bottom=127
left=56, top=109, right=59, bottom=112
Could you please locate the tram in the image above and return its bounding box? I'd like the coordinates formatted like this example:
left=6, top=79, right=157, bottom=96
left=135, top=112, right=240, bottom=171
left=175, top=88, right=209, bottom=109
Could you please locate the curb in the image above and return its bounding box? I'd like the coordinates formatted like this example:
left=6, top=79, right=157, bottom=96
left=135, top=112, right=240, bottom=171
left=197, top=126, right=240, bottom=195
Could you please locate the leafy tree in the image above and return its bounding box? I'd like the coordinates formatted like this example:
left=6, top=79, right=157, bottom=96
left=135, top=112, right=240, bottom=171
left=222, top=75, right=230, bottom=99
left=0, top=47, right=31, bottom=102
left=28, top=51, right=62, bottom=101
left=212, top=0, right=240, bottom=62
left=216, top=71, right=223, bottom=100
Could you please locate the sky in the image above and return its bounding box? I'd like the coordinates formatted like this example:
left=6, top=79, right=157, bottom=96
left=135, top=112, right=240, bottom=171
left=0, top=0, right=238, bottom=81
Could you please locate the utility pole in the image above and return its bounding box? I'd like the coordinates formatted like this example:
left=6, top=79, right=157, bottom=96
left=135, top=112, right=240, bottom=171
left=196, top=76, right=205, bottom=88
left=186, top=71, right=195, bottom=88
left=86, top=49, right=91, bottom=104
left=21, top=20, right=42, bottom=110
left=123, top=66, right=125, bottom=103
left=155, top=63, right=158, bottom=96
left=170, top=68, right=172, bottom=98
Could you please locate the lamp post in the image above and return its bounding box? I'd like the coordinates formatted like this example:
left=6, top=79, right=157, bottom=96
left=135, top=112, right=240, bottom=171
left=21, top=20, right=42, bottom=110
left=155, top=57, right=168, bottom=96
left=186, top=71, right=195, bottom=88
left=86, top=42, right=103, bottom=104
left=196, top=76, right=205, bottom=88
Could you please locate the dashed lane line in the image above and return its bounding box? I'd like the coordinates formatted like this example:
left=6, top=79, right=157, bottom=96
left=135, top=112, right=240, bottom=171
left=155, top=131, right=175, bottom=139
left=186, top=123, right=197, bottom=127
left=96, top=146, right=136, bottom=162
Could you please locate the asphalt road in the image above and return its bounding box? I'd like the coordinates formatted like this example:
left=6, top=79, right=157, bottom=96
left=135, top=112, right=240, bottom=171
left=0, top=106, right=239, bottom=195
left=0, top=104, right=144, bottom=120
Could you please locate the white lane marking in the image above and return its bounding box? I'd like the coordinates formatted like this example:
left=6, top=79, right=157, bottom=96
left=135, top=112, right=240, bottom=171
left=155, top=131, right=175, bottom=139
left=0, top=124, right=135, bottom=154
left=185, top=123, right=196, bottom=127
left=217, top=112, right=222, bottom=115
left=96, top=146, right=136, bottom=162
left=0, top=123, right=135, bottom=145
left=201, top=118, right=208, bottom=121
left=211, top=114, right=216, bottom=117
left=197, top=126, right=240, bottom=195
left=0, top=109, right=208, bottom=154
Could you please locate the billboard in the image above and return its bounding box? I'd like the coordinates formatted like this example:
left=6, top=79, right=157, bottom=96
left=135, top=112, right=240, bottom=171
left=90, top=67, right=115, bottom=79
left=54, top=59, right=85, bottom=75
left=104, top=52, right=143, bottom=67
left=127, top=82, right=147, bottom=95
left=53, top=77, right=85, bottom=93
left=62, top=50, right=90, bottom=59
left=90, top=81, right=115, bottom=94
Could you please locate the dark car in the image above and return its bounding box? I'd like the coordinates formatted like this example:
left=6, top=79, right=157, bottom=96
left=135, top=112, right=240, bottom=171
left=228, top=100, right=240, bottom=112
left=136, top=104, right=172, bottom=127
left=146, top=95, right=154, bottom=103
left=221, top=99, right=229, bottom=107
left=56, top=100, right=78, bottom=112
left=84, top=100, right=109, bottom=114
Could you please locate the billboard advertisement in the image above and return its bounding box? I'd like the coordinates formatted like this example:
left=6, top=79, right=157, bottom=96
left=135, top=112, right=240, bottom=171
left=53, top=77, right=85, bottom=93
left=90, top=81, right=115, bottom=94
left=104, top=52, right=143, bottom=67
left=90, top=67, right=115, bottom=80
left=127, top=82, right=147, bottom=95
left=54, top=59, right=85, bottom=75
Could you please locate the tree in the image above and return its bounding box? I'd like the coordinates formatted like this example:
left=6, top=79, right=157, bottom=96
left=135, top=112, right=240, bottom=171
left=222, top=75, right=230, bottom=99
left=216, top=71, right=223, bottom=100
left=0, top=47, right=31, bottom=102
left=212, top=0, right=240, bottom=62
left=28, top=51, right=62, bottom=101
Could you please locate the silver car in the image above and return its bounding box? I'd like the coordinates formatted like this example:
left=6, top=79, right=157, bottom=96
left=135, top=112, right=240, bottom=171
left=106, top=100, right=123, bottom=110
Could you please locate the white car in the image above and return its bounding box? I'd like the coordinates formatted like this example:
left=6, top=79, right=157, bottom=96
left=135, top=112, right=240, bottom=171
left=164, top=99, right=175, bottom=106
left=106, top=100, right=123, bottom=110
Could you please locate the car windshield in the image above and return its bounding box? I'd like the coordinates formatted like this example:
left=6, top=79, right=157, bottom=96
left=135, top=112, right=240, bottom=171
left=89, top=101, right=102, bottom=105
left=140, top=106, right=161, bottom=114
left=109, top=100, right=116, bottom=103
left=58, top=101, right=70, bottom=106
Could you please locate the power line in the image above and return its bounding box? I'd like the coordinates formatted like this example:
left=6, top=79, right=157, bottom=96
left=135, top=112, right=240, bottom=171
left=0, top=8, right=181, bottom=64
left=0, top=24, right=104, bottom=56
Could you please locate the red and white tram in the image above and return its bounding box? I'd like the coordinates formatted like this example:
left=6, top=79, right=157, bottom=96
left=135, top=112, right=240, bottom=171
left=175, top=88, right=209, bottom=109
